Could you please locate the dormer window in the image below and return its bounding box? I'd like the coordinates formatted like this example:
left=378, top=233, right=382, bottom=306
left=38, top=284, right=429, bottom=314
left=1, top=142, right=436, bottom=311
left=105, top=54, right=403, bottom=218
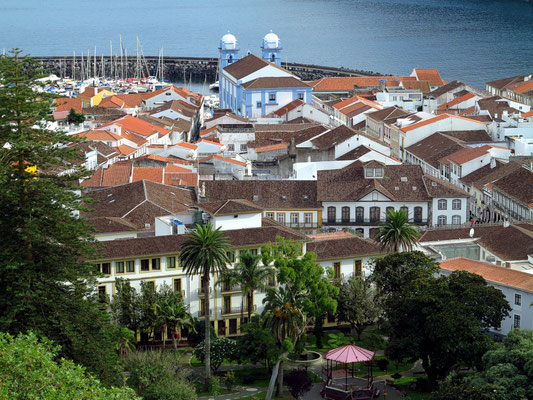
left=365, top=167, right=384, bottom=178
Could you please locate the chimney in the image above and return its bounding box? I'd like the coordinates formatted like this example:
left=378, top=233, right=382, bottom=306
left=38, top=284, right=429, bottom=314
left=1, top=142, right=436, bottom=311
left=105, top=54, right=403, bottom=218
left=288, top=137, right=296, bottom=157
left=199, top=181, right=206, bottom=198
left=490, top=158, right=496, bottom=169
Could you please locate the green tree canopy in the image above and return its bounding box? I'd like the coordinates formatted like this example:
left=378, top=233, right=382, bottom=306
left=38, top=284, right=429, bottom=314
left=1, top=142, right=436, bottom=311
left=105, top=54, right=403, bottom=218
left=0, top=331, right=138, bottom=400
left=385, top=269, right=511, bottom=387
left=336, top=277, right=381, bottom=340
left=66, top=108, right=85, bottom=124
left=0, top=51, right=122, bottom=385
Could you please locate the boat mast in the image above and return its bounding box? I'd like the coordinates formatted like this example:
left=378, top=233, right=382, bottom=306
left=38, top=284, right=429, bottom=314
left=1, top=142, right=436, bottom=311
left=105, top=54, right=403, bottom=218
left=73, top=51, right=76, bottom=80
left=120, top=35, right=124, bottom=80
left=81, top=51, right=85, bottom=81
left=86, top=49, right=90, bottom=82
left=109, top=40, right=113, bottom=79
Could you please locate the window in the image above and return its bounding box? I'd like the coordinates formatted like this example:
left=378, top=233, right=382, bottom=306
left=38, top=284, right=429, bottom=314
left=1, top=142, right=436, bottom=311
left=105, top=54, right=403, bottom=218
left=277, top=213, right=285, bottom=224
left=452, top=215, right=461, bottom=225
left=370, top=207, right=380, bottom=223
left=438, top=199, right=447, bottom=210
left=356, top=207, right=364, bottom=223
left=97, top=286, right=107, bottom=303
left=115, top=261, right=124, bottom=274
left=514, top=314, right=521, bottom=328
left=266, top=212, right=274, bottom=219
left=438, top=215, right=447, bottom=225
left=98, top=263, right=111, bottom=275
left=226, top=251, right=235, bottom=263
left=298, top=93, right=304, bottom=101
left=354, top=260, right=363, bottom=277
left=327, top=206, right=336, bottom=223
left=126, top=260, right=135, bottom=273
left=374, top=168, right=383, bottom=178
left=333, top=262, right=341, bottom=279
left=240, top=144, right=247, bottom=152
left=355, top=228, right=364, bottom=236
left=365, top=167, right=374, bottom=178
left=515, top=294, right=522, bottom=306
left=291, top=213, right=299, bottom=226
left=167, top=256, right=176, bottom=269
left=400, top=206, right=409, bottom=217
left=304, top=213, right=313, bottom=226
left=174, top=278, right=182, bottom=294
left=151, top=258, right=161, bottom=271
left=140, top=259, right=150, bottom=271
left=452, top=199, right=461, bottom=210
left=227, top=144, right=235, bottom=152
left=341, top=207, right=350, bottom=223
left=269, top=93, right=276, bottom=102
left=250, top=248, right=258, bottom=256
left=256, top=101, right=262, bottom=108
left=229, top=318, right=238, bottom=335
left=223, top=296, right=231, bottom=314
left=386, top=207, right=394, bottom=221
left=414, top=207, right=423, bottom=223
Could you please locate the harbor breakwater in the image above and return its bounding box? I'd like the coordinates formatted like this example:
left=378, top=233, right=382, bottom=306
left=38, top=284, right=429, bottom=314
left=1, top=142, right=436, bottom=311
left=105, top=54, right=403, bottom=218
left=32, top=56, right=384, bottom=82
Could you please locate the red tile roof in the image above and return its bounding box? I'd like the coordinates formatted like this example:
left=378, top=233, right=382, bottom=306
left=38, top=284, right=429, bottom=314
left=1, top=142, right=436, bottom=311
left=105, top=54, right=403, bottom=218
left=400, top=114, right=485, bottom=132
left=412, top=68, right=445, bottom=86
left=522, top=110, right=533, bottom=118
left=440, top=144, right=491, bottom=165
left=132, top=167, right=164, bottom=183
left=506, top=80, right=533, bottom=94
left=55, top=98, right=83, bottom=113
left=254, top=142, right=289, bottom=153
left=200, top=126, right=218, bottom=136
left=271, top=99, right=305, bottom=116
left=437, top=92, right=476, bottom=110
left=101, top=164, right=132, bottom=186
left=102, top=115, right=170, bottom=138
left=440, top=257, right=533, bottom=292
left=177, top=142, right=198, bottom=150
left=77, top=130, right=122, bottom=141
left=199, top=155, right=246, bottom=166
left=309, top=76, right=414, bottom=92
left=113, top=144, right=136, bottom=156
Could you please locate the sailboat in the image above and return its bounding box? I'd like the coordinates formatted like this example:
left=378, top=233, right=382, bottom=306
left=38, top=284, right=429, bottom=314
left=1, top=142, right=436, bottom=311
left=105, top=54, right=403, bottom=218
left=209, top=57, right=219, bottom=91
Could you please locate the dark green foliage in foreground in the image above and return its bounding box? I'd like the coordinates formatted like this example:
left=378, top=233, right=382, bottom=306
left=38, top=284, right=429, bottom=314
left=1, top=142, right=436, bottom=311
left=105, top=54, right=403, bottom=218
left=0, top=51, right=123, bottom=385
left=123, top=350, right=197, bottom=400
left=0, top=332, right=138, bottom=400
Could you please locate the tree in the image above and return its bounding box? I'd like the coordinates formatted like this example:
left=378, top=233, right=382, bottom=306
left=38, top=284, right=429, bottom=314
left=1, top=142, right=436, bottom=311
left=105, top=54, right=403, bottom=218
left=472, top=329, right=533, bottom=400
left=236, top=316, right=282, bottom=371
left=263, top=286, right=307, bottom=399
left=110, top=279, right=142, bottom=334
left=0, top=331, right=138, bottom=400
left=66, top=107, right=85, bottom=124
left=124, top=350, right=197, bottom=400
left=178, top=223, right=230, bottom=383
left=336, top=277, right=381, bottom=340
left=385, top=270, right=511, bottom=387
left=375, top=209, right=420, bottom=252
left=155, top=284, right=194, bottom=351
left=0, top=51, right=122, bottom=385
left=219, top=249, right=272, bottom=321
left=285, top=369, right=313, bottom=400
left=370, top=251, right=439, bottom=297
left=193, top=337, right=238, bottom=373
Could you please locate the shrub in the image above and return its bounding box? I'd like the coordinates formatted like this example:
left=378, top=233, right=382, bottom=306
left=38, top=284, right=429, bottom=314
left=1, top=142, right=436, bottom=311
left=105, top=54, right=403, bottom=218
left=391, top=373, right=402, bottom=379
left=209, top=376, right=221, bottom=396
left=224, top=370, right=236, bottom=391
left=376, top=358, right=390, bottom=371
left=286, top=369, right=313, bottom=399
left=193, top=337, right=238, bottom=373
left=124, top=350, right=196, bottom=400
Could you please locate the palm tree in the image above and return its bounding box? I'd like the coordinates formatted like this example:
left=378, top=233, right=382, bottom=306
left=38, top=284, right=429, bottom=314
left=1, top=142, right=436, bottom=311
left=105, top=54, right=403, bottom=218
left=376, top=209, right=420, bottom=252
left=178, top=223, right=230, bottom=382
left=155, top=286, right=195, bottom=351
left=263, top=287, right=306, bottom=399
left=220, top=249, right=273, bottom=322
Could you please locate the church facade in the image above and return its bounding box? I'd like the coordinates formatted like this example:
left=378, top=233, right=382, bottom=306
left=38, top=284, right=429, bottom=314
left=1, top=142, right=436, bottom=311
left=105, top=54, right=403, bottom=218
left=218, top=32, right=313, bottom=118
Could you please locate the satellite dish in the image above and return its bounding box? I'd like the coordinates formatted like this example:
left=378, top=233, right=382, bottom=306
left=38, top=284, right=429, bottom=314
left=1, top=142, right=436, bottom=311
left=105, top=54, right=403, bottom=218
left=469, top=228, right=475, bottom=238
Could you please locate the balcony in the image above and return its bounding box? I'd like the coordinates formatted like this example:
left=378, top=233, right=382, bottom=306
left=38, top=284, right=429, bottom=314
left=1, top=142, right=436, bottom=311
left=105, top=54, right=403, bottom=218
left=221, top=285, right=242, bottom=294
left=198, top=309, right=213, bottom=317
left=323, top=218, right=428, bottom=226
left=286, top=222, right=319, bottom=229
left=197, top=287, right=212, bottom=296
left=221, top=305, right=257, bottom=316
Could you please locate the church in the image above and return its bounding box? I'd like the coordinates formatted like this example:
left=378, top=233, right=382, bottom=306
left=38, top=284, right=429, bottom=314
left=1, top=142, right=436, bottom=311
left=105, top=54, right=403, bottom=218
left=218, top=32, right=313, bottom=118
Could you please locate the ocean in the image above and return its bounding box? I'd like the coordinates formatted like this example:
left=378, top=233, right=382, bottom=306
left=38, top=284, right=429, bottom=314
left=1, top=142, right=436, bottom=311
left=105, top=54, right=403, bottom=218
left=1, top=0, right=532, bottom=88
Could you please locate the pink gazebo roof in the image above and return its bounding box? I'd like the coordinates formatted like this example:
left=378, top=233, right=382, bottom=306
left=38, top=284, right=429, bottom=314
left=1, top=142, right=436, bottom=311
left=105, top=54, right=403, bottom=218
left=325, top=344, right=375, bottom=364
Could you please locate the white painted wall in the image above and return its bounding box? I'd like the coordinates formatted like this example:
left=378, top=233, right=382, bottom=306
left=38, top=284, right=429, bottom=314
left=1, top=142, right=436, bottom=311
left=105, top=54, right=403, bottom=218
left=212, top=212, right=263, bottom=231
left=431, top=197, right=468, bottom=226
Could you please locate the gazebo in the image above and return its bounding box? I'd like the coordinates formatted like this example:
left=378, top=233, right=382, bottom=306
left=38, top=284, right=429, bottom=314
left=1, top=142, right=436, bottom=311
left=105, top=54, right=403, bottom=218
left=321, top=344, right=376, bottom=399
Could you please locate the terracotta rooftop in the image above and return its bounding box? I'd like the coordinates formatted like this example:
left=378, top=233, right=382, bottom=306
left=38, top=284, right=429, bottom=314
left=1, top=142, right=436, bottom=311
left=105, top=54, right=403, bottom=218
left=311, top=125, right=359, bottom=150
left=366, top=106, right=411, bottom=123
left=271, top=99, right=305, bottom=117
left=200, top=180, right=321, bottom=209
left=76, top=130, right=122, bottom=142
left=400, top=114, right=485, bottom=133
left=223, top=54, right=292, bottom=80
left=438, top=92, right=476, bottom=110
left=491, top=165, right=533, bottom=206
left=91, top=221, right=307, bottom=261
left=440, top=145, right=491, bottom=166
left=406, top=132, right=466, bottom=169
left=306, top=233, right=386, bottom=260
left=308, top=76, right=414, bottom=92
left=486, top=75, right=529, bottom=90
left=55, top=97, right=83, bottom=113
left=401, top=80, right=431, bottom=94
left=335, top=145, right=372, bottom=161
left=412, top=68, right=445, bottom=86
left=199, top=199, right=263, bottom=215
left=198, top=155, right=246, bottom=166
left=429, top=80, right=465, bottom=98
left=440, top=257, right=533, bottom=292
left=241, top=76, right=309, bottom=89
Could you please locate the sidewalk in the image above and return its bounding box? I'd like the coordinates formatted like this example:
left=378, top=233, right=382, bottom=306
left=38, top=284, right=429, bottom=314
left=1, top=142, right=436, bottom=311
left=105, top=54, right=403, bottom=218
left=198, top=386, right=266, bottom=400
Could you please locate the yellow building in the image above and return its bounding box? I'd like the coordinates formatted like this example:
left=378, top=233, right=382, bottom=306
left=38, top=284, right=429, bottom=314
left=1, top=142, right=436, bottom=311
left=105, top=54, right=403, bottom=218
left=77, top=87, right=115, bottom=107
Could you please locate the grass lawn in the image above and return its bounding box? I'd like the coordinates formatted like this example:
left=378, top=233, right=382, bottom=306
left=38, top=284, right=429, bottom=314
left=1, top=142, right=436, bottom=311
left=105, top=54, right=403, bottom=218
left=232, top=391, right=292, bottom=400
left=305, top=330, right=387, bottom=353
left=229, top=367, right=273, bottom=387
left=388, top=376, right=432, bottom=400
